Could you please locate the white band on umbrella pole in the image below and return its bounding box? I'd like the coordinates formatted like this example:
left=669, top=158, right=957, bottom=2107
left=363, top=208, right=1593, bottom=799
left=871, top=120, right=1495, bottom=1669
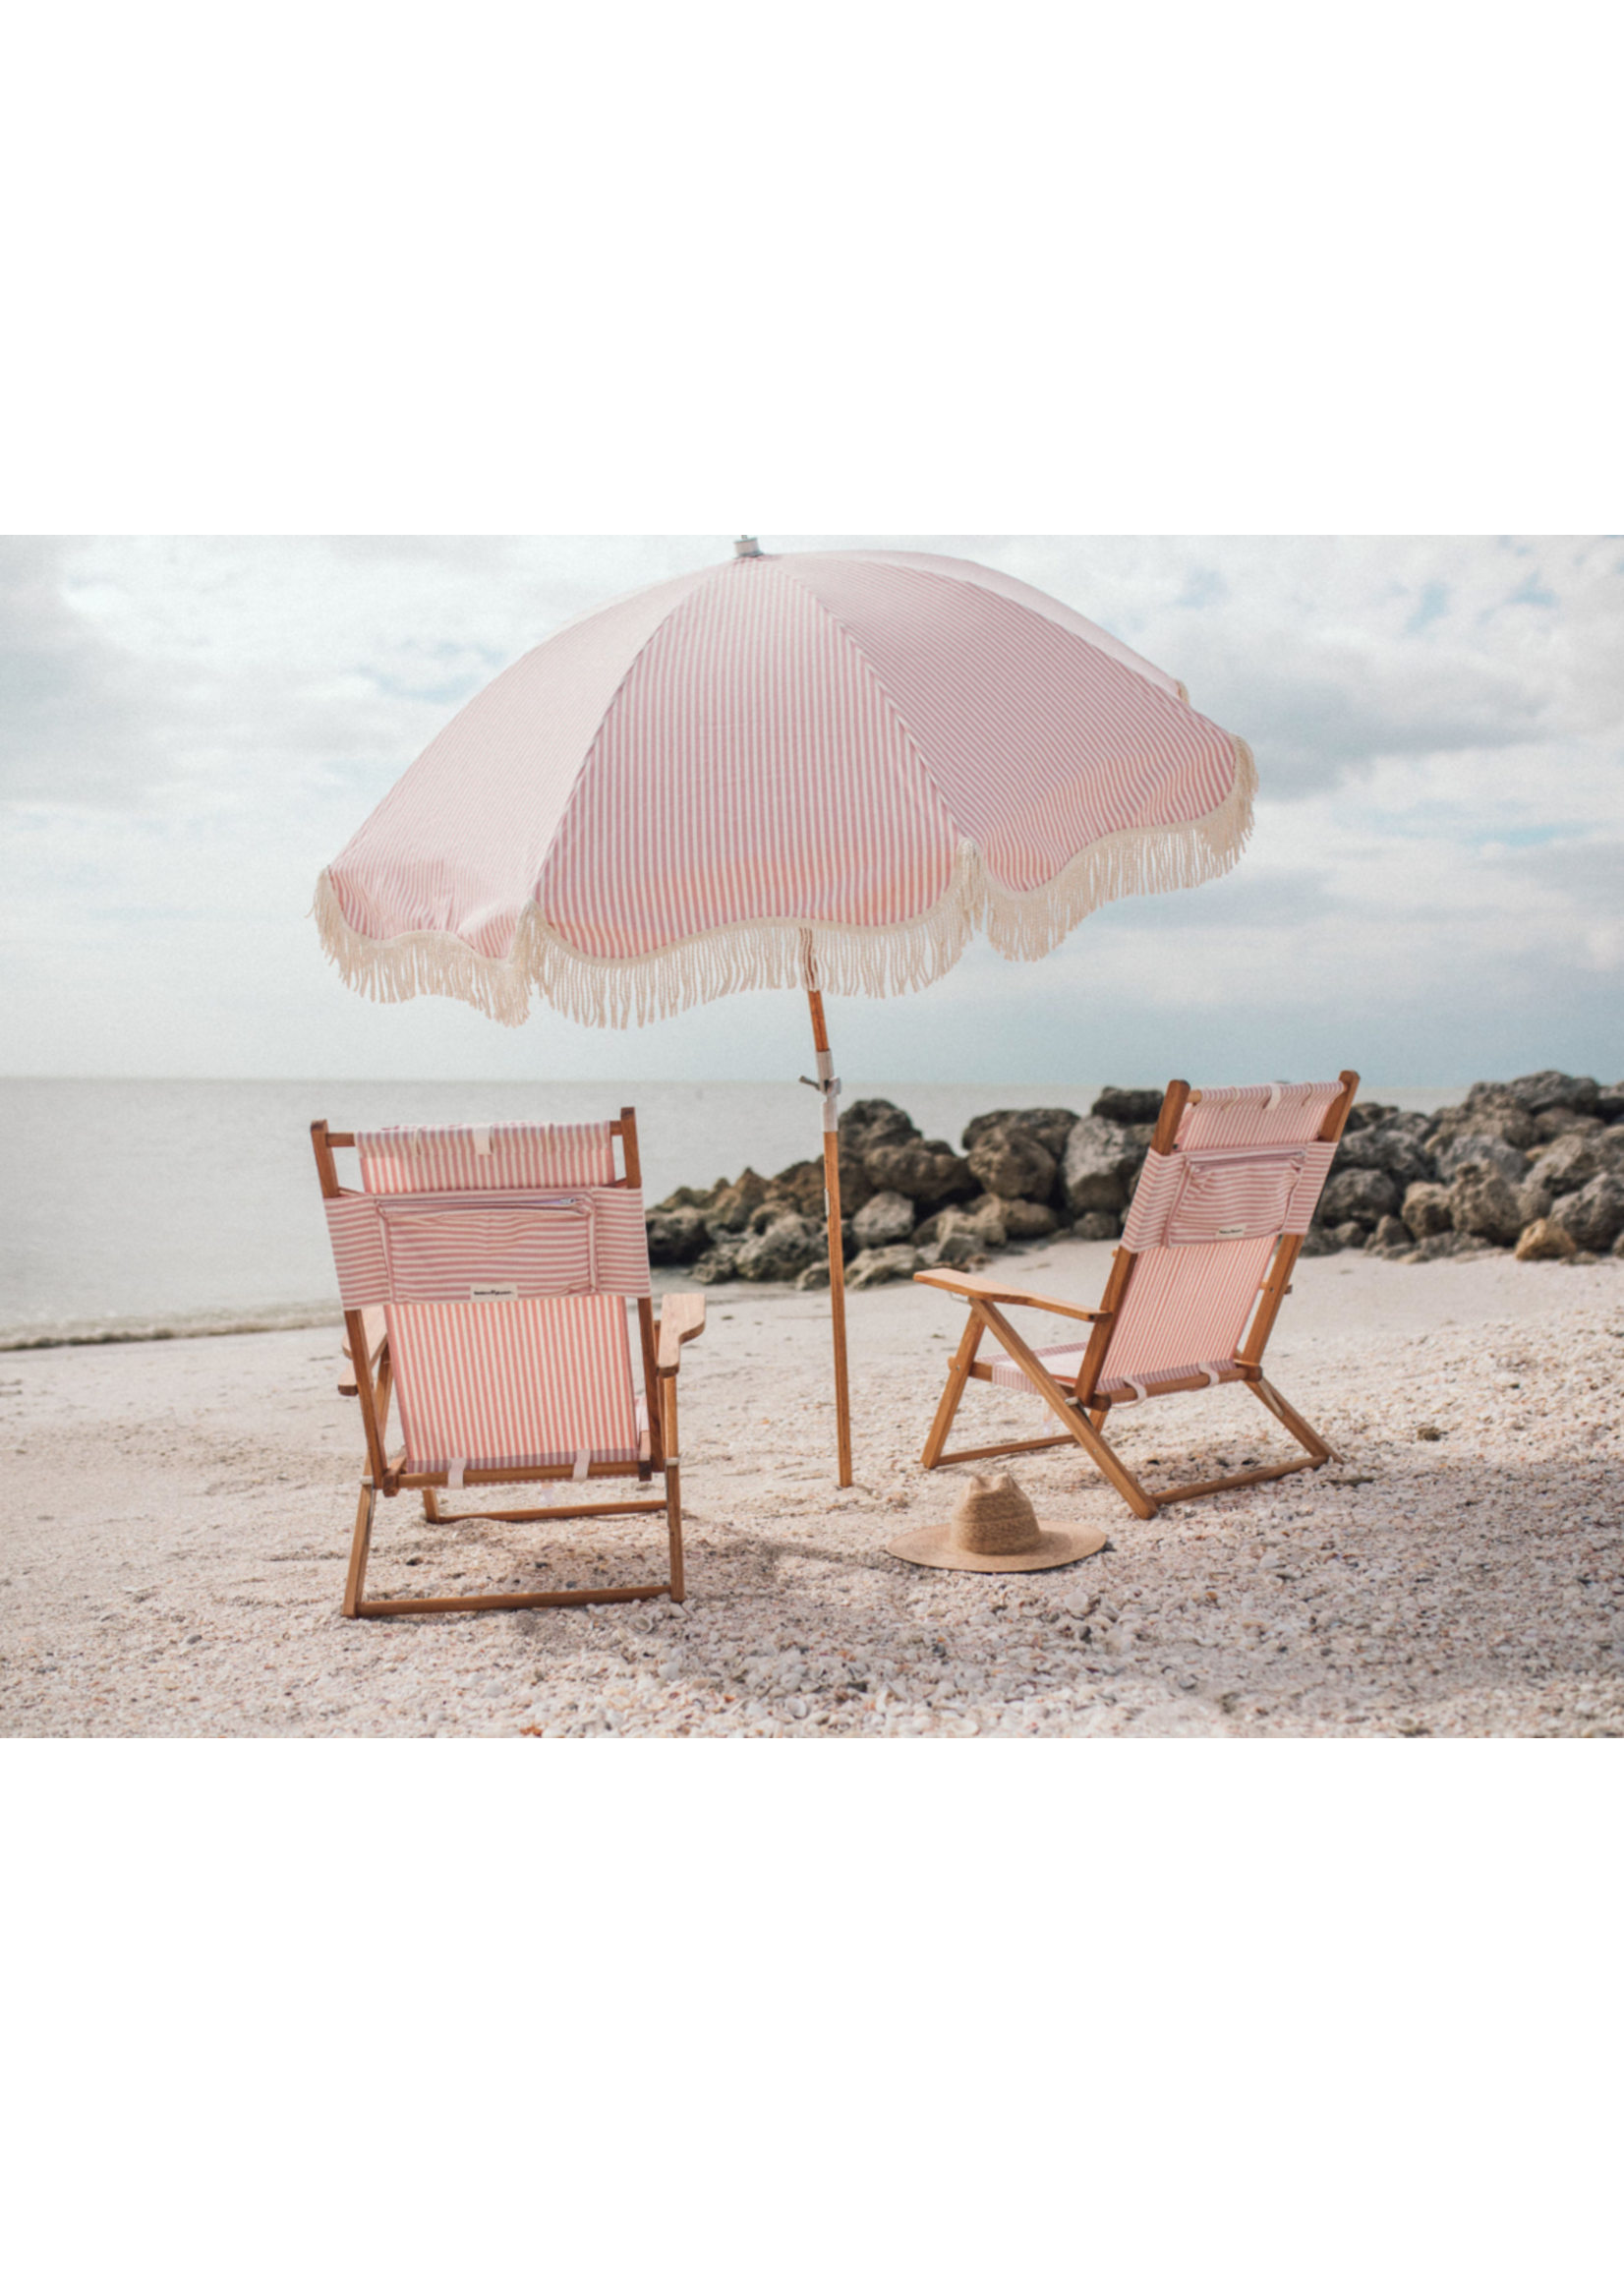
left=816, top=1049, right=841, bottom=1133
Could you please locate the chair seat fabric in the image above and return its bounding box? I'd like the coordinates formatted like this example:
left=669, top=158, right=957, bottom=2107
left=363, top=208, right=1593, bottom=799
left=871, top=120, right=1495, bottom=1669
left=385, top=1294, right=641, bottom=1470
left=988, top=1344, right=1244, bottom=1398
left=325, top=1118, right=650, bottom=1474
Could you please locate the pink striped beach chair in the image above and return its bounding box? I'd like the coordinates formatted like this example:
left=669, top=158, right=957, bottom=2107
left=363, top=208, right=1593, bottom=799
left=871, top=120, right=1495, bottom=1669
left=915, top=1074, right=1359, bottom=1518
left=312, top=1109, right=703, bottom=1618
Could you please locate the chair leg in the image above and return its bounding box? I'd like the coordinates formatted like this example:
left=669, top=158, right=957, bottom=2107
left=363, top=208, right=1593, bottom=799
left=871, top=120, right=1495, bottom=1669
left=666, top=1469, right=685, bottom=1604
left=973, top=1306, right=1158, bottom=1520
left=920, top=1313, right=985, bottom=1468
left=1249, top=1376, right=1334, bottom=1464
left=343, top=1484, right=376, bottom=1618
left=662, top=1374, right=685, bottom=1603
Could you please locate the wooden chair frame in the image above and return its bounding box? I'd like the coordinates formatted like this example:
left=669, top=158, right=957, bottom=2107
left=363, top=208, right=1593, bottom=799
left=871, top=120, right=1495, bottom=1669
left=311, top=1108, right=704, bottom=1617
left=915, top=1073, right=1359, bottom=1519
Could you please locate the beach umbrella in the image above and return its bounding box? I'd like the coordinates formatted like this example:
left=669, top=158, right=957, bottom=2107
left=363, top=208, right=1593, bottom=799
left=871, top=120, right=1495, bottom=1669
left=315, top=542, right=1256, bottom=1485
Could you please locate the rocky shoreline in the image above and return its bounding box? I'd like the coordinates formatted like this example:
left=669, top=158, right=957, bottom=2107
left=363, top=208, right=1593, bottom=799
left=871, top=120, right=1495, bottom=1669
left=648, top=1070, right=1624, bottom=1289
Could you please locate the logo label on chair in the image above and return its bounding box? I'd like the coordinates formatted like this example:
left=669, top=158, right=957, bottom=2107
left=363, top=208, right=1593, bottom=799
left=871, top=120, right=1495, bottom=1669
left=470, top=1283, right=518, bottom=1301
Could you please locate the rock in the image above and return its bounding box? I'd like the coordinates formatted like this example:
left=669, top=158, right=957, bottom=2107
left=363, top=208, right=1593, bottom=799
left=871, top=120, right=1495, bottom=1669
left=1449, top=1165, right=1522, bottom=1246
left=844, top=1243, right=921, bottom=1290
left=978, top=1195, right=1060, bottom=1242
left=1068, top=1209, right=1123, bottom=1242
left=924, top=1231, right=993, bottom=1268
left=959, top=1106, right=1078, bottom=1161
left=734, top=1213, right=826, bottom=1282
left=960, top=1108, right=1015, bottom=1153
left=1297, top=1224, right=1342, bottom=1256
left=1595, top=1082, right=1624, bottom=1125
left=1549, top=1172, right=1624, bottom=1253
left=1401, top=1182, right=1455, bottom=1240
left=644, top=1206, right=712, bottom=1265
left=1091, top=1086, right=1165, bottom=1126
left=1062, top=1116, right=1146, bottom=1214
left=916, top=1203, right=1007, bottom=1254
left=965, top=1125, right=1058, bottom=1204
left=1520, top=1131, right=1607, bottom=1211
left=1532, top=1107, right=1603, bottom=1141
left=1329, top=1221, right=1368, bottom=1251
left=852, top=1190, right=915, bottom=1249
left=1406, top=1231, right=1495, bottom=1261
left=1010, top=1107, right=1081, bottom=1160
left=1320, top=1166, right=1400, bottom=1226
left=1504, top=1070, right=1601, bottom=1117
left=653, top=1178, right=727, bottom=1212
left=1515, top=1217, right=1579, bottom=1262
left=1343, top=1102, right=1396, bottom=1132
left=862, top=1138, right=979, bottom=1211
left=690, top=1246, right=738, bottom=1285
left=1435, top=1132, right=1532, bottom=1186
left=749, top=1195, right=811, bottom=1235
left=704, top=1168, right=771, bottom=1235
left=838, top=1098, right=919, bottom=1158
left=1338, top=1126, right=1437, bottom=1189
left=1366, top=1213, right=1414, bottom=1255
left=1428, top=1093, right=1540, bottom=1154
left=795, top=1259, right=832, bottom=1291
left=762, top=1159, right=828, bottom=1217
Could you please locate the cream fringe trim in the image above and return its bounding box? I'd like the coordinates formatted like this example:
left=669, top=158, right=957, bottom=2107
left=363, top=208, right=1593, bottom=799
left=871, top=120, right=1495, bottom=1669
left=314, top=737, right=1256, bottom=1030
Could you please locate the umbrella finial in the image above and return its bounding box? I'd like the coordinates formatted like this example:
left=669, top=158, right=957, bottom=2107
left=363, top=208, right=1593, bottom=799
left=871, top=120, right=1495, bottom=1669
left=733, top=535, right=762, bottom=558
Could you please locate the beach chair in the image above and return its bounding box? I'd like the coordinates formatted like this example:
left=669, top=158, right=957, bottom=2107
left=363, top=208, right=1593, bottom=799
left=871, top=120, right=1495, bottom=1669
left=311, top=1109, right=703, bottom=1618
left=915, top=1075, right=1359, bottom=1517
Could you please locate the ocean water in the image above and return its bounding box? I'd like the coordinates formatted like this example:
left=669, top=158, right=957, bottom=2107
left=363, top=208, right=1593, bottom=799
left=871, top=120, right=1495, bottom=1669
left=0, top=1079, right=1465, bottom=1347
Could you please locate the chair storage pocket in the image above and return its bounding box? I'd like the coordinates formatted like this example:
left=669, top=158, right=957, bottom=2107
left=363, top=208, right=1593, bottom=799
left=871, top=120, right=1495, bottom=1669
left=377, top=1195, right=598, bottom=1301
left=1164, top=1151, right=1305, bottom=1246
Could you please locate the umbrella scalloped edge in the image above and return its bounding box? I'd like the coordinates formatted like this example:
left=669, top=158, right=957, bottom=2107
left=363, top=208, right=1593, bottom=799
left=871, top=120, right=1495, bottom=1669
left=313, top=737, right=1255, bottom=1031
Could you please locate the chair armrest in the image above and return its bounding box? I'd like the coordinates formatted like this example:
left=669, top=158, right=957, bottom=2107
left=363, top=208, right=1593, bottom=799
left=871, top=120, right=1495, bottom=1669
left=913, top=1268, right=1111, bottom=1324
left=657, top=1292, right=707, bottom=1375
left=338, top=1307, right=387, bottom=1396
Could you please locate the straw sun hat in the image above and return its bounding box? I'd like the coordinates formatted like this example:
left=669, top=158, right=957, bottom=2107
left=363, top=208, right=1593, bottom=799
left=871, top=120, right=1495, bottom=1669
left=887, top=1471, right=1107, bottom=1574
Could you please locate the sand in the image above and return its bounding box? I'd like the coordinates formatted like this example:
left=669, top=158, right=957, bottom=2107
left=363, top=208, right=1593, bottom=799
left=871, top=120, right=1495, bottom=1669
left=2, top=1242, right=1621, bottom=1739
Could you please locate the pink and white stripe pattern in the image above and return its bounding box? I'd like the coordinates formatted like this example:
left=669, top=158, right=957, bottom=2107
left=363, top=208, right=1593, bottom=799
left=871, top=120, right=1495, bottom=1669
left=355, top=1121, right=617, bottom=1193
left=316, top=549, right=1255, bottom=1028
left=324, top=1118, right=651, bottom=1473
left=385, top=1296, right=641, bottom=1472
left=322, top=1188, right=652, bottom=1309
left=1124, top=1142, right=1338, bottom=1251
left=998, top=1080, right=1345, bottom=1402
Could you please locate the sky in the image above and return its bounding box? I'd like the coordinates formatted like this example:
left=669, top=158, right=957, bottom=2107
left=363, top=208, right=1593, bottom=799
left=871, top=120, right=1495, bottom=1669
left=2, top=532, right=1621, bottom=1090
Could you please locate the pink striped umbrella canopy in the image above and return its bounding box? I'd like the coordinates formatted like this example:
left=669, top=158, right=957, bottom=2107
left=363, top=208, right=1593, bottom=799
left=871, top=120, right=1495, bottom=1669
left=315, top=547, right=1254, bottom=1025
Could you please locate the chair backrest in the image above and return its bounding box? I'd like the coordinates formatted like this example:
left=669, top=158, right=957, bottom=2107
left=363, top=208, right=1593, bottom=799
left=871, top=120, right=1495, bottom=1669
left=321, top=1120, right=653, bottom=1473
left=1092, top=1081, right=1348, bottom=1391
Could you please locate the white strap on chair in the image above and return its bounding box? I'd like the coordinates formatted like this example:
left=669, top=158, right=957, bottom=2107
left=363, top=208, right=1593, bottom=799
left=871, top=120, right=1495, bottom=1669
left=1265, top=1082, right=1283, bottom=1111
left=572, top=1449, right=591, bottom=1482
left=471, top=1125, right=493, bottom=1155
left=1124, top=1377, right=1148, bottom=1403
left=447, top=1458, right=466, bottom=1488
left=1199, top=1363, right=1222, bottom=1388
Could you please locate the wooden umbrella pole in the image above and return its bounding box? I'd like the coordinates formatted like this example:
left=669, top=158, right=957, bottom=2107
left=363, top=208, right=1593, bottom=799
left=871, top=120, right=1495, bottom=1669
left=806, top=988, right=853, bottom=1486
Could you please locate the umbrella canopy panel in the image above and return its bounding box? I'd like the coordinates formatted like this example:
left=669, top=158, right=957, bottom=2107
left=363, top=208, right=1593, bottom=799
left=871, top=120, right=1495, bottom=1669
left=316, top=548, right=1254, bottom=1027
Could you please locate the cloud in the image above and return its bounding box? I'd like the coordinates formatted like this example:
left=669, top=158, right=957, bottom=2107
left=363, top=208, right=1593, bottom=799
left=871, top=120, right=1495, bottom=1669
left=1, top=534, right=1620, bottom=1084
left=0, top=537, right=203, bottom=804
